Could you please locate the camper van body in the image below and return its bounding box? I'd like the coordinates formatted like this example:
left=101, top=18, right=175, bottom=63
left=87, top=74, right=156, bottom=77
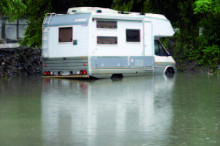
left=42, top=7, right=176, bottom=78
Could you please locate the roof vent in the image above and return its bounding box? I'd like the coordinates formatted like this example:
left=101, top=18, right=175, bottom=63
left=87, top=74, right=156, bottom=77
left=96, top=10, right=102, bottom=13
left=119, top=11, right=130, bottom=14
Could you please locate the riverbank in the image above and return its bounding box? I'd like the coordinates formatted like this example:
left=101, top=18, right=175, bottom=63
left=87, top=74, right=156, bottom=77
left=0, top=47, right=41, bottom=78
left=175, top=59, right=220, bottom=74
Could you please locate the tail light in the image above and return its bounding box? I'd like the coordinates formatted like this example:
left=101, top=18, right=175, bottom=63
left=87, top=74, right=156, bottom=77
left=44, top=71, right=51, bottom=76
left=80, top=70, right=87, bottom=75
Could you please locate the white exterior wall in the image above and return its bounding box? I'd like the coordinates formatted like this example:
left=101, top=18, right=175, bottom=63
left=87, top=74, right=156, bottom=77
left=47, top=25, right=89, bottom=57
left=89, top=20, right=144, bottom=57
left=145, top=18, right=174, bottom=37
left=43, top=11, right=175, bottom=58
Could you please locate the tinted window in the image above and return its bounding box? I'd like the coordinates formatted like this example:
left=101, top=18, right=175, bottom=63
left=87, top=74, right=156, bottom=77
left=97, top=21, right=117, bottom=29
left=59, top=27, right=72, bottom=42
left=97, top=37, right=117, bottom=44
left=126, top=29, right=140, bottom=42
left=154, top=40, right=169, bottom=56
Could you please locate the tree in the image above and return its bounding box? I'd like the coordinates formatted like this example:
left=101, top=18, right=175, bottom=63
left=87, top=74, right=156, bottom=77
left=0, top=0, right=26, bottom=21
left=193, top=0, right=220, bottom=69
left=20, top=0, right=52, bottom=47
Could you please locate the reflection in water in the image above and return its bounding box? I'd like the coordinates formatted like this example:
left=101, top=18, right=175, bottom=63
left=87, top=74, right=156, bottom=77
left=1, top=74, right=220, bottom=145
left=42, top=75, right=175, bottom=146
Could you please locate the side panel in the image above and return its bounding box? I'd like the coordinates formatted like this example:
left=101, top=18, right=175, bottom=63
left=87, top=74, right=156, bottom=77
left=47, top=25, right=89, bottom=57
left=90, top=20, right=144, bottom=56
left=42, top=14, right=91, bottom=58
left=90, top=56, right=154, bottom=78
left=88, top=18, right=155, bottom=78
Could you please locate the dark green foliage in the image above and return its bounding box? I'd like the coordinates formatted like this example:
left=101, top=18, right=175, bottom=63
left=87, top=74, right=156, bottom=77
left=52, top=0, right=113, bottom=13
left=193, top=0, right=220, bottom=70
left=20, top=0, right=52, bottom=47
left=0, top=0, right=52, bottom=47
left=0, top=0, right=27, bottom=21
left=146, top=0, right=220, bottom=71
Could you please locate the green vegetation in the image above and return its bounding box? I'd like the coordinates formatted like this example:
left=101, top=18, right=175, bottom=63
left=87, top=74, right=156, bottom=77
left=0, top=0, right=51, bottom=47
left=1, top=0, right=219, bottom=71
left=20, top=0, right=52, bottom=47
left=0, top=0, right=26, bottom=21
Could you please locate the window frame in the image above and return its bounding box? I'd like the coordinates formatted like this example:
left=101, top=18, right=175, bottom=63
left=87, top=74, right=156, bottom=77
left=97, top=36, right=118, bottom=45
left=58, top=27, right=73, bottom=43
left=126, top=29, right=141, bottom=42
left=96, top=20, right=117, bottom=29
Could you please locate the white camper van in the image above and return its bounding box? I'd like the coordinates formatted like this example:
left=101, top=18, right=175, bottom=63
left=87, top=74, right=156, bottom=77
left=42, top=7, right=176, bottom=78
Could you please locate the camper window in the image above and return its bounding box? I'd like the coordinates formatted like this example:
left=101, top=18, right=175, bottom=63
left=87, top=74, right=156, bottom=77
left=97, top=21, right=117, bottom=29
left=97, top=37, right=117, bottom=44
left=126, top=29, right=140, bottom=42
left=154, top=40, right=169, bottom=56
left=59, top=27, right=72, bottom=42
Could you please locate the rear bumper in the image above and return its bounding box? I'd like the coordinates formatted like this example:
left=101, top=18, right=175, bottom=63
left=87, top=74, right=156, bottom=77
left=42, top=56, right=88, bottom=76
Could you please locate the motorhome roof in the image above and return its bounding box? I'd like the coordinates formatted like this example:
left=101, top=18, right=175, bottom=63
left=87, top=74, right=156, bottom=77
left=67, top=7, right=167, bottom=20
left=67, top=7, right=118, bottom=14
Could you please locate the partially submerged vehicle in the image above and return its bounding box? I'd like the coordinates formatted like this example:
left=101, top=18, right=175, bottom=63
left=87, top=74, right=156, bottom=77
left=42, top=7, right=176, bottom=78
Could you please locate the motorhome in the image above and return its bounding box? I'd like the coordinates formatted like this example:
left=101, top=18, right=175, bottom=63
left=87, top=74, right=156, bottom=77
left=42, top=7, right=176, bottom=78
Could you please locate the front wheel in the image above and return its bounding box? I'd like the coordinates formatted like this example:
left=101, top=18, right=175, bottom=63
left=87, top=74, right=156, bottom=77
left=165, top=67, right=175, bottom=75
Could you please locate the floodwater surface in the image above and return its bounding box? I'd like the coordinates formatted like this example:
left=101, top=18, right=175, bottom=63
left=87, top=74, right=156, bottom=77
left=0, top=74, right=220, bottom=146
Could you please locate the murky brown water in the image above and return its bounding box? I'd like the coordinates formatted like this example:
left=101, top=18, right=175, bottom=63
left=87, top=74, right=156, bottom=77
left=0, top=74, right=220, bottom=146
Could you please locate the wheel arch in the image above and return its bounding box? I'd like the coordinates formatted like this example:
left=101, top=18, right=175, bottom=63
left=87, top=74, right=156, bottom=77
left=163, top=66, right=175, bottom=74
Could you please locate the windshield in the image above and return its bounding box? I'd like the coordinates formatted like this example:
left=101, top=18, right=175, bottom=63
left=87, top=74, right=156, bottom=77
left=154, top=40, right=169, bottom=56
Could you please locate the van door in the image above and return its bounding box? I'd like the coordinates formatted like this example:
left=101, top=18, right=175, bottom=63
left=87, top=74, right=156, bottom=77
left=154, top=40, right=175, bottom=66
left=144, top=22, right=153, bottom=56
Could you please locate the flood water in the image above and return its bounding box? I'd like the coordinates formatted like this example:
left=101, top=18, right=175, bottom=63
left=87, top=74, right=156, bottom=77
left=0, top=74, right=220, bottom=146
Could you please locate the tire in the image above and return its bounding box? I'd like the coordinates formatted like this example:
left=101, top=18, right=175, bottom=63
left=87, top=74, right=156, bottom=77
left=165, top=67, right=174, bottom=75
left=111, top=74, right=123, bottom=79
